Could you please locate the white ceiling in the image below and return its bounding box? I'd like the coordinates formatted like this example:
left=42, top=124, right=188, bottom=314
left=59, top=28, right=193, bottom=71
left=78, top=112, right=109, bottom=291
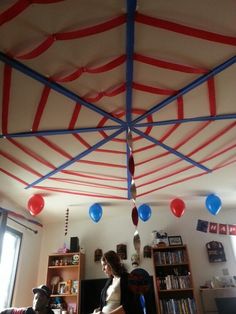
left=0, top=0, right=236, bottom=224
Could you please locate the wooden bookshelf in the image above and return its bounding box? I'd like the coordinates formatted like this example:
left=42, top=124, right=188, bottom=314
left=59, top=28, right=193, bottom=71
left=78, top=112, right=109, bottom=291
left=152, top=245, right=198, bottom=314
left=46, top=252, right=85, bottom=314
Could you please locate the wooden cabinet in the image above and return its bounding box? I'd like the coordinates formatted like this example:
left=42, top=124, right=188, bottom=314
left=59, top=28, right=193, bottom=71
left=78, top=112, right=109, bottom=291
left=46, top=252, right=85, bottom=314
left=152, top=245, right=198, bottom=314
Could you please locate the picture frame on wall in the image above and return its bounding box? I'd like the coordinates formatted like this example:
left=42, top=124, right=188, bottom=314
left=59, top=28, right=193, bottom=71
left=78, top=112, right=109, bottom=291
left=168, top=236, right=183, bottom=246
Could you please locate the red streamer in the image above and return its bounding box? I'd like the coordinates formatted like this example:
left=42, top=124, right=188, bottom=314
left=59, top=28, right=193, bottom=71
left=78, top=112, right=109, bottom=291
left=0, top=0, right=30, bottom=27
left=0, top=150, right=42, bottom=177
left=207, top=78, right=216, bottom=116
left=134, top=53, right=207, bottom=74
left=16, top=36, right=54, bottom=60
left=136, top=13, right=236, bottom=46
left=133, top=82, right=176, bottom=95
left=84, top=83, right=126, bottom=103
left=55, top=15, right=126, bottom=40
left=35, top=186, right=127, bottom=200
left=0, top=167, right=28, bottom=185
left=53, top=55, right=126, bottom=82
left=0, top=1, right=71, bottom=27
left=32, top=86, right=51, bottom=131
left=13, top=15, right=125, bottom=60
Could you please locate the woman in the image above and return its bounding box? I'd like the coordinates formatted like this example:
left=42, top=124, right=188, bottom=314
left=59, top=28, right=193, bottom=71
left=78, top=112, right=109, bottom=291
left=92, top=250, right=141, bottom=314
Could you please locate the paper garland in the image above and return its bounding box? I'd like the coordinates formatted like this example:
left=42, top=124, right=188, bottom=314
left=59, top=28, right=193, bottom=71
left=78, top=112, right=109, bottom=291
left=196, top=219, right=236, bottom=235
left=64, top=208, right=69, bottom=236
left=127, top=129, right=141, bottom=254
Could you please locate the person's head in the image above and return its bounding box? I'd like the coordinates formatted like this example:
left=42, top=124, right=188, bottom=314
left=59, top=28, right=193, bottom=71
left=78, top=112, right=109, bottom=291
left=101, top=250, right=126, bottom=277
left=32, top=285, right=51, bottom=312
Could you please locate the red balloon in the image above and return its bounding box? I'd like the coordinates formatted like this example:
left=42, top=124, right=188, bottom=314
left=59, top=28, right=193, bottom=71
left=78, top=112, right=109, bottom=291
left=28, top=195, right=45, bottom=216
left=170, top=198, right=185, bottom=217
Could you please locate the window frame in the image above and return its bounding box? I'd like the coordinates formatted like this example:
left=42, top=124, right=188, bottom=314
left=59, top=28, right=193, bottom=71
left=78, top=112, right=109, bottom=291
left=0, top=226, right=22, bottom=308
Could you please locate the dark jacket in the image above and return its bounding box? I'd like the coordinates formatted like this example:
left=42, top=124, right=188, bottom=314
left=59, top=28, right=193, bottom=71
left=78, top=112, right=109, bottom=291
left=0, top=307, right=54, bottom=314
left=99, top=272, right=143, bottom=314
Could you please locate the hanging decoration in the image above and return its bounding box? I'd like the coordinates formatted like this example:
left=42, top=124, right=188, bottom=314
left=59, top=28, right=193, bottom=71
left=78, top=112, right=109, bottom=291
left=64, top=208, right=69, bottom=236
left=138, top=204, right=152, bottom=222
left=89, top=203, right=103, bottom=223
left=206, top=241, right=226, bottom=263
left=127, top=128, right=141, bottom=256
left=170, top=198, right=185, bottom=217
left=205, top=194, right=222, bottom=215
left=27, top=194, right=45, bottom=216
left=196, top=219, right=236, bottom=235
left=132, top=206, right=139, bottom=226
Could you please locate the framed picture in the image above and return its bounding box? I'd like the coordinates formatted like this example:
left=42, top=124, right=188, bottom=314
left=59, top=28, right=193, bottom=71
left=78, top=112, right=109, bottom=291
left=168, top=236, right=183, bottom=246
left=71, top=280, right=78, bottom=294
left=58, top=281, right=67, bottom=294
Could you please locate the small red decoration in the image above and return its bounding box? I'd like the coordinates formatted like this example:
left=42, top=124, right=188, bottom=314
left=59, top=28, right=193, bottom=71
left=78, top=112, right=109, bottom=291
left=170, top=198, right=185, bottom=217
left=129, top=154, right=135, bottom=176
left=27, top=194, right=45, bottom=216
left=132, top=206, right=139, bottom=226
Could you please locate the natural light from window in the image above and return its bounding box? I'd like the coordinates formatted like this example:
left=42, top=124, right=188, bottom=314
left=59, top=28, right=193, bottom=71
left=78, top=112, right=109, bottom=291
left=231, top=236, right=236, bottom=261
left=0, top=228, right=21, bottom=310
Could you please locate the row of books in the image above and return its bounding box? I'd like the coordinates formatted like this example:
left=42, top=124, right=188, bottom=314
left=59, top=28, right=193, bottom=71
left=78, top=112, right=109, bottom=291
left=154, top=250, right=188, bottom=265
left=160, top=297, right=197, bottom=314
left=157, top=275, right=192, bottom=290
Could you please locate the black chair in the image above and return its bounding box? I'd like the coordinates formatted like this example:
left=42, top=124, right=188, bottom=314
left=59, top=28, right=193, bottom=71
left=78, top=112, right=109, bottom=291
left=215, top=297, right=236, bottom=314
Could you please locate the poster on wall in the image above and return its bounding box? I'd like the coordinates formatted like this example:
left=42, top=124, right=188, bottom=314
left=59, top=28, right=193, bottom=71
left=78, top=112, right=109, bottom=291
left=206, top=241, right=226, bottom=263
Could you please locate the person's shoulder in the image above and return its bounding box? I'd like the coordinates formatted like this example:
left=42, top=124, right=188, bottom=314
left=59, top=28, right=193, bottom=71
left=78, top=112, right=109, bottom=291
left=25, top=307, right=35, bottom=314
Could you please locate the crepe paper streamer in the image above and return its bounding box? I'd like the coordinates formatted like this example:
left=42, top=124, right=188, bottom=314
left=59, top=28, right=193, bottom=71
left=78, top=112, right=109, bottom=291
left=53, top=55, right=126, bottom=82
left=135, top=13, right=236, bottom=46
left=15, top=15, right=126, bottom=59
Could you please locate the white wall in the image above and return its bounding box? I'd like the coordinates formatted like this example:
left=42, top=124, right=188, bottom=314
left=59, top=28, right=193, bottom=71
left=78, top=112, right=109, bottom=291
left=36, top=205, right=236, bottom=313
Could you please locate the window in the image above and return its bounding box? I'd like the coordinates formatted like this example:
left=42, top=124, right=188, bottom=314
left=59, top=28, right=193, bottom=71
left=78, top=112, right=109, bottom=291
left=231, top=236, right=236, bottom=260
left=0, top=227, right=22, bottom=309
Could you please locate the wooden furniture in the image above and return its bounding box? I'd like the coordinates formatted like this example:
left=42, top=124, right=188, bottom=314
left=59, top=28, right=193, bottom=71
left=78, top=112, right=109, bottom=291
left=46, top=252, right=85, bottom=314
left=152, top=245, right=198, bottom=314
left=200, top=287, right=236, bottom=314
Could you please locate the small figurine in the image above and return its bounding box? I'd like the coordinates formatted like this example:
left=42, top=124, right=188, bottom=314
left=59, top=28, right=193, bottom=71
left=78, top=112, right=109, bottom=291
left=131, top=252, right=140, bottom=267
left=72, top=254, right=79, bottom=265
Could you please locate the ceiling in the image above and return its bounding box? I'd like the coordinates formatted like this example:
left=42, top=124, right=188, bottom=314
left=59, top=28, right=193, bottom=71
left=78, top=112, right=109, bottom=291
left=0, top=0, right=236, bottom=225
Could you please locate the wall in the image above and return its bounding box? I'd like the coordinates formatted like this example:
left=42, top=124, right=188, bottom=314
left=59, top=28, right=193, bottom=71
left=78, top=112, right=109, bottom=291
left=36, top=205, right=236, bottom=313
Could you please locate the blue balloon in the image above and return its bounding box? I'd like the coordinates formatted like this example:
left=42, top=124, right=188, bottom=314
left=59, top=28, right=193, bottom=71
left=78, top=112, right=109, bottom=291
left=205, top=194, right=222, bottom=215
left=89, top=203, right=103, bottom=222
left=138, top=204, right=152, bottom=222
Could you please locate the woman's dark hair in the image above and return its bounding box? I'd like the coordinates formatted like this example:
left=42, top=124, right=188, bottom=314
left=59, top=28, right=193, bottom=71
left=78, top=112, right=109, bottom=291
left=101, top=250, right=127, bottom=277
